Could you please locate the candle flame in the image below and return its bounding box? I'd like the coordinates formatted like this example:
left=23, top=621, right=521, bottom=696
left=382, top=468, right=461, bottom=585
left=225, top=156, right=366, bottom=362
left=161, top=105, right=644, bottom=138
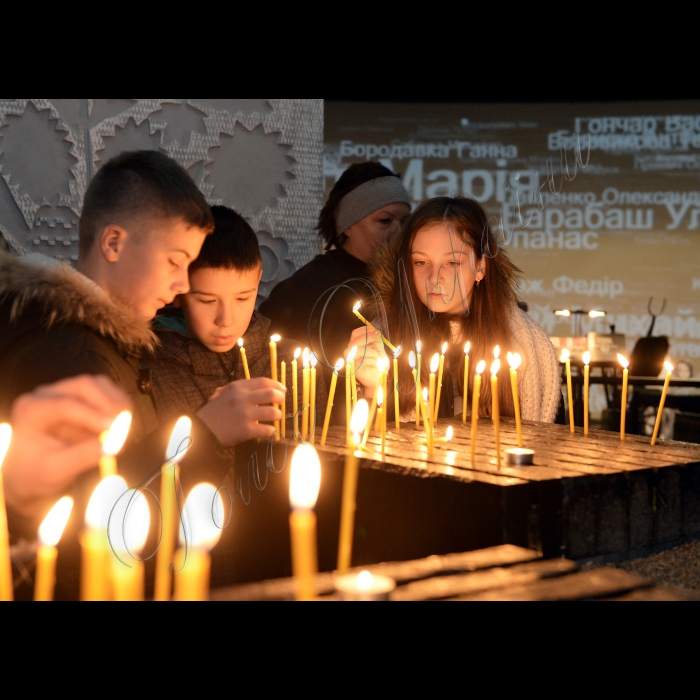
left=38, top=496, right=74, bottom=547
left=107, top=488, right=150, bottom=556
left=408, top=351, right=416, bottom=369
left=357, top=570, right=373, bottom=591
left=430, top=353, right=440, bottom=373
left=491, top=358, right=500, bottom=376
left=582, top=351, right=591, bottom=366
left=377, top=386, right=384, bottom=406
left=85, top=475, right=127, bottom=530
left=353, top=301, right=361, bottom=312
left=179, top=482, right=224, bottom=552
left=445, top=425, right=453, bottom=441
left=102, top=410, right=132, bottom=456
left=494, top=345, right=500, bottom=359
left=302, top=347, right=310, bottom=367
left=617, top=353, right=629, bottom=369
left=555, top=309, right=571, bottom=316
left=441, top=342, right=448, bottom=355
left=350, top=399, right=369, bottom=437
left=664, top=361, right=674, bottom=372
left=416, top=340, right=422, bottom=354
left=422, top=387, right=428, bottom=402
left=464, top=341, right=470, bottom=354
left=289, top=444, right=322, bottom=509
left=347, top=345, right=358, bottom=363
left=270, top=334, right=281, bottom=343
left=310, top=354, right=317, bottom=368
left=294, top=347, right=301, bottom=360
left=589, top=310, right=606, bottom=318
left=507, top=352, right=521, bottom=370
left=393, top=345, right=402, bottom=358
left=0, top=423, right=12, bottom=471
left=166, top=416, right=192, bottom=464
left=560, top=348, right=570, bottom=362
left=378, top=356, right=389, bottom=372
left=334, top=358, right=344, bottom=372
left=475, top=360, right=486, bottom=375
left=238, top=338, right=244, bottom=347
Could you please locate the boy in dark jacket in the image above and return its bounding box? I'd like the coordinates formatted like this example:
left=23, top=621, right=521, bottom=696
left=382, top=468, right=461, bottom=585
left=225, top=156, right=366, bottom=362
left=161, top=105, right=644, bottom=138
left=145, top=206, right=327, bottom=437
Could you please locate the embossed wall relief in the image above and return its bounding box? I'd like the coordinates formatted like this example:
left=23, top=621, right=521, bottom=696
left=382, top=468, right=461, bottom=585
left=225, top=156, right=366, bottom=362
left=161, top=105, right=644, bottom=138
left=0, top=99, right=324, bottom=305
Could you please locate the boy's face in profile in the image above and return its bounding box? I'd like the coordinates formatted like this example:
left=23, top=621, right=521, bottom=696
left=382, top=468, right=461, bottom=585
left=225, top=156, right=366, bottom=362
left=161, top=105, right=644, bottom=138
left=176, top=265, right=262, bottom=353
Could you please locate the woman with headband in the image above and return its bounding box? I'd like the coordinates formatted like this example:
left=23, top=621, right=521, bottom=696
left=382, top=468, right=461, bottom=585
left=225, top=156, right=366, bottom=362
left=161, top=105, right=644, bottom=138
left=260, top=162, right=411, bottom=414
left=348, top=196, right=562, bottom=423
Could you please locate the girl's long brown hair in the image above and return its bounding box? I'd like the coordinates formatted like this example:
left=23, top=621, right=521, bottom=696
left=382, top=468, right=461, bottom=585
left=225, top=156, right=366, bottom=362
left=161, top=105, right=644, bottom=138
left=369, top=196, right=522, bottom=418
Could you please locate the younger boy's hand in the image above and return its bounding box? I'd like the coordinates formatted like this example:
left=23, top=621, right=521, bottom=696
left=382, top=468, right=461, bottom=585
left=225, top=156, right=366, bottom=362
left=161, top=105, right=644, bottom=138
left=197, top=377, right=286, bottom=446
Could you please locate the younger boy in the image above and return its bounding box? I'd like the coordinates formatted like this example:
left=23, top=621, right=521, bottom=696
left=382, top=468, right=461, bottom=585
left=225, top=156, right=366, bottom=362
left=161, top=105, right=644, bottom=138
left=145, top=205, right=327, bottom=436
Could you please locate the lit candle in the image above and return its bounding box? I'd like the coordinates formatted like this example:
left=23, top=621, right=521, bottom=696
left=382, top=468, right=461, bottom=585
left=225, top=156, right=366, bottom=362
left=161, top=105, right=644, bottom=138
left=34, top=496, right=73, bottom=601
left=409, top=351, right=419, bottom=427
left=393, top=346, right=402, bottom=431
left=280, top=360, right=286, bottom=440
left=338, top=400, right=369, bottom=574
left=108, top=488, right=149, bottom=601
left=419, top=425, right=453, bottom=445
left=507, top=352, right=523, bottom=448
left=290, top=444, right=322, bottom=599
left=434, top=342, right=448, bottom=423
left=651, top=361, right=674, bottom=446
left=0, top=424, right=13, bottom=601
left=429, top=353, right=440, bottom=433
left=462, top=341, right=471, bottom=425
left=416, top=340, right=422, bottom=420
left=470, top=361, right=486, bottom=462
left=310, top=354, right=317, bottom=443
left=491, top=358, right=501, bottom=468
left=302, top=348, right=310, bottom=442
left=349, top=347, right=358, bottom=409
left=362, top=357, right=387, bottom=447
left=492, top=345, right=500, bottom=423
left=238, top=338, right=251, bottom=379
left=173, top=483, right=224, bottom=601
left=561, top=348, right=574, bottom=432
left=293, top=348, right=301, bottom=441
left=270, top=334, right=281, bottom=435
left=99, top=410, right=131, bottom=480
left=321, top=359, right=344, bottom=446
left=352, top=301, right=398, bottom=354
left=154, top=416, right=193, bottom=601
left=81, top=475, right=127, bottom=601
left=618, top=353, right=629, bottom=441
left=377, top=386, right=385, bottom=458
left=335, top=569, right=396, bottom=601
left=422, top=387, right=433, bottom=455
left=345, top=345, right=357, bottom=446
left=583, top=350, right=591, bottom=436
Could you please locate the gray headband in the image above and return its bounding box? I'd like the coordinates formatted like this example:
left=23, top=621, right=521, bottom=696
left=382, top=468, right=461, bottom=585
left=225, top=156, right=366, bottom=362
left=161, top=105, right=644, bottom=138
left=335, top=176, right=411, bottom=234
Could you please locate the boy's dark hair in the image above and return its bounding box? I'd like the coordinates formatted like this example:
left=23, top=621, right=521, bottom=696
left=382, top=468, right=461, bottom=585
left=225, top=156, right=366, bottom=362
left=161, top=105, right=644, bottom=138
left=317, top=161, right=399, bottom=251
left=189, top=205, right=262, bottom=274
left=79, top=150, right=214, bottom=255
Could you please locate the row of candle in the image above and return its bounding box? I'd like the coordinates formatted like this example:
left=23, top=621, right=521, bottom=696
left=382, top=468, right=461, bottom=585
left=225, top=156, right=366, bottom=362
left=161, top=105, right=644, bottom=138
left=560, top=349, right=674, bottom=442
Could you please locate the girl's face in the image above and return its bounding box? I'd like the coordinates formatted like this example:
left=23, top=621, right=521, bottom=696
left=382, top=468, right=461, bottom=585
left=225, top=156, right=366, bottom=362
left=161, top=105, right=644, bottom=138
left=410, top=222, right=484, bottom=315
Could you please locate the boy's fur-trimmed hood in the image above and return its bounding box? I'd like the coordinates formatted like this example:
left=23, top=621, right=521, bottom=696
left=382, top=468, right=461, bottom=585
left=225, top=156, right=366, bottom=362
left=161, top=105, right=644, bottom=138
left=0, top=252, right=157, bottom=354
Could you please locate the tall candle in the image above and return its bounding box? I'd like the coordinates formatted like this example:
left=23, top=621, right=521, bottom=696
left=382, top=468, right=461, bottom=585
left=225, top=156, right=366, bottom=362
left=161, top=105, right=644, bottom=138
left=270, top=334, right=281, bottom=435
left=618, top=353, right=629, bottom=441
left=290, top=444, right=323, bottom=599
left=321, top=359, right=344, bottom=446
left=280, top=360, right=287, bottom=440
left=377, top=387, right=385, bottom=458
left=302, top=348, right=310, bottom=442
left=507, top=352, right=523, bottom=447
left=422, top=387, right=433, bottom=455
left=34, top=496, right=73, bottom=601
left=154, top=416, right=192, bottom=601
left=173, top=483, right=224, bottom=601
left=491, top=358, right=501, bottom=468
left=352, top=301, right=398, bottom=354
left=429, top=353, right=439, bottom=432
left=292, top=348, right=300, bottom=441
left=582, top=350, right=590, bottom=436
left=492, top=346, right=500, bottom=422
left=393, top=346, right=402, bottom=431
left=100, top=410, right=132, bottom=479
left=310, top=355, right=317, bottom=443
left=238, top=338, right=251, bottom=379
left=409, top=351, right=419, bottom=427
left=434, top=342, right=448, bottom=423
left=561, top=348, right=574, bottom=432
left=416, top=340, right=422, bottom=421
left=363, top=358, right=386, bottom=447
left=0, top=424, right=14, bottom=601
left=349, top=349, right=358, bottom=409
left=108, top=488, right=149, bottom=601
left=651, top=361, right=674, bottom=446
left=462, top=341, right=471, bottom=424
left=81, top=475, right=127, bottom=601
left=470, top=361, right=486, bottom=462
left=338, top=400, right=369, bottom=574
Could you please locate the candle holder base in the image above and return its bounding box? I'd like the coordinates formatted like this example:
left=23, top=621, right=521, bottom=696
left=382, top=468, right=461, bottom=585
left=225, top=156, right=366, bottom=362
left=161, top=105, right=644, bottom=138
left=505, top=447, right=535, bottom=467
